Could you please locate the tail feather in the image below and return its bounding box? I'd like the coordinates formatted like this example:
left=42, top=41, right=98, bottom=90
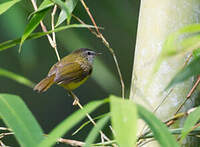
left=34, top=76, right=55, bottom=92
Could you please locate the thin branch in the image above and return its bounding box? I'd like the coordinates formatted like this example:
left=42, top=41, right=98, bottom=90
left=173, top=53, right=196, bottom=114
left=30, top=0, right=59, bottom=58
left=0, top=140, right=7, bottom=147
left=0, top=132, right=14, bottom=139
left=68, top=91, right=110, bottom=142
left=51, top=5, right=60, bottom=61
left=79, top=0, right=125, bottom=99
left=58, top=138, right=85, bottom=147
left=58, top=137, right=116, bottom=147
left=0, top=127, right=12, bottom=132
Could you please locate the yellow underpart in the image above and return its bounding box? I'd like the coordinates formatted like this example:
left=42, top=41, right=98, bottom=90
left=60, top=76, right=89, bottom=91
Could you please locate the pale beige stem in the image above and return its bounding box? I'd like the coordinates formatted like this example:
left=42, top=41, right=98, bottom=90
left=130, top=0, right=200, bottom=146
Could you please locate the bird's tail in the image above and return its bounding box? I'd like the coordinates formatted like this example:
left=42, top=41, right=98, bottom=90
left=34, top=76, right=55, bottom=92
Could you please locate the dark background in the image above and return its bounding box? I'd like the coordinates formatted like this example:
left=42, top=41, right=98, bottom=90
left=0, top=0, right=140, bottom=146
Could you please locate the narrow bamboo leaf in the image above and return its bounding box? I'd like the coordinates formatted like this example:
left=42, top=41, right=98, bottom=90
left=0, top=24, right=95, bottom=51
left=52, top=0, right=76, bottom=24
left=84, top=115, right=110, bottom=147
left=166, top=56, right=200, bottom=90
left=0, top=68, right=35, bottom=88
left=28, top=3, right=54, bottom=20
left=110, top=96, right=137, bottom=147
left=137, top=104, right=179, bottom=147
left=0, top=94, right=44, bottom=147
left=72, top=113, right=108, bottom=135
left=38, top=99, right=108, bottom=147
left=0, top=0, right=21, bottom=15
left=19, top=0, right=52, bottom=52
left=56, top=0, right=79, bottom=27
left=141, top=127, right=200, bottom=139
left=181, top=107, right=200, bottom=141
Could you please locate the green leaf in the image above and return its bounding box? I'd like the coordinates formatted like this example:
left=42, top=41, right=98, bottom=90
left=137, top=104, right=179, bottom=147
left=165, top=56, right=200, bottom=90
left=0, top=24, right=95, bottom=51
left=181, top=107, right=200, bottom=141
left=72, top=113, right=108, bottom=135
left=153, top=24, right=200, bottom=74
left=193, top=48, right=200, bottom=58
left=28, top=3, right=54, bottom=20
left=56, top=0, right=79, bottom=27
left=84, top=115, right=110, bottom=147
left=38, top=99, right=108, bottom=147
left=0, top=68, right=35, bottom=88
left=0, top=0, right=21, bottom=15
left=110, top=96, right=137, bottom=147
left=19, top=0, right=52, bottom=52
left=0, top=94, right=44, bottom=147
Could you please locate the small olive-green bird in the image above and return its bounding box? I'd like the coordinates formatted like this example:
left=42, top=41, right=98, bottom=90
left=34, top=48, right=99, bottom=92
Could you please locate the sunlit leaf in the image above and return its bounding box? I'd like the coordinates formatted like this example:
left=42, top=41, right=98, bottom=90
left=181, top=107, right=200, bottom=141
left=165, top=56, right=200, bottom=90
left=38, top=99, right=108, bottom=147
left=56, top=0, right=79, bottom=27
left=84, top=115, right=110, bottom=147
left=110, top=96, right=137, bottom=147
left=0, top=68, right=35, bottom=88
left=0, top=94, right=44, bottom=147
left=19, top=0, right=52, bottom=52
left=0, top=0, right=21, bottom=15
left=137, top=105, right=179, bottom=147
left=0, top=24, right=95, bottom=51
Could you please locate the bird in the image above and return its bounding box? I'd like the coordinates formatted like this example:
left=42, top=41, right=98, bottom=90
left=34, top=48, right=100, bottom=96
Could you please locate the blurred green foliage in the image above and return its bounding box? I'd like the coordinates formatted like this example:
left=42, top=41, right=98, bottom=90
left=0, top=0, right=140, bottom=145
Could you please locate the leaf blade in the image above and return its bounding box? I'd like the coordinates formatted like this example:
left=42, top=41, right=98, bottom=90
left=38, top=99, right=108, bottom=147
left=84, top=115, right=110, bottom=147
left=0, top=24, right=95, bottom=51
left=137, top=105, right=179, bottom=147
left=110, top=96, right=137, bottom=147
left=19, top=0, right=52, bottom=52
left=0, top=94, right=44, bottom=147
left=0, top=0, right=21, bottom=15
left=165, top=56, right=200, bottom=90
left=181, top=107, right=200, bottom=141
left=0, top=68, right=35, bottom=88
left=56, top=0, right=79, bottom=27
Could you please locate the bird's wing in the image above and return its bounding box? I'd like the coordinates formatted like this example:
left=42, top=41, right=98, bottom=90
left=54, top=61, right=91, bottom=84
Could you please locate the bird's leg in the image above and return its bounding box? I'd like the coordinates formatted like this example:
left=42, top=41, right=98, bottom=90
left=68, top=91, right=79, bottom=105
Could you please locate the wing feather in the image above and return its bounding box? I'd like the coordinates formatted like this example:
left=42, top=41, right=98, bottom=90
left=54, top=62, right=89, bottom=84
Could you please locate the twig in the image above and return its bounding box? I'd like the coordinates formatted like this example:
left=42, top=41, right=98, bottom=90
left=0, top=132, right=14, bottom=139
left=174, top=54, right=197, bottom=114
left=177, top=123, right=200, bottom=141
left=58, top=137, right=116, bottom=147
left=0, top=127, right=12, bottom=132
left=68, top=91, right=110, bottom=142
left=58, top=138, right=85, bottom=147
left=0, top=140, right=7, bottom=147
left=30, top=0, right=59, bottom=58
left=79, top=0, right=125, bottom=99
left=51, top=5, right=60, bottom=61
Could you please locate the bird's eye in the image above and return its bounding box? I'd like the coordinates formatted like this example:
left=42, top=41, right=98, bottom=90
left=87, top=51, right=92, bottom=55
